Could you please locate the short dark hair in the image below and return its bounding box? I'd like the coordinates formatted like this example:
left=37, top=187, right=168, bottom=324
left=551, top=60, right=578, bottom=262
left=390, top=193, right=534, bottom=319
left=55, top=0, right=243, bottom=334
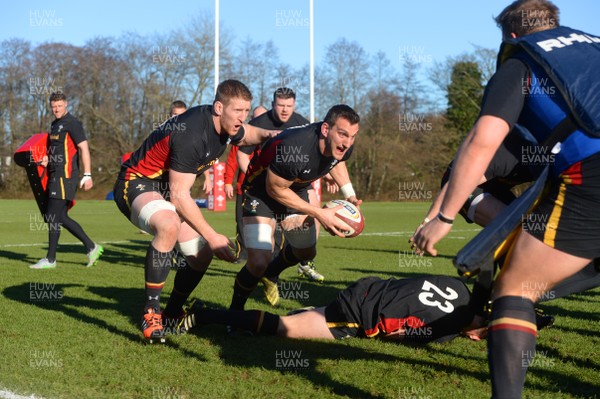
left=495, top=0, right=559, bottom=39
left=214, top=80, right=252, bottom=105
left=171, top=100, right=187, bottom=110
left=324, top=104, right=360, bottom=127
left=49, top=92, right=67, bottom=103
left=273, top=87, right=296, bottom=102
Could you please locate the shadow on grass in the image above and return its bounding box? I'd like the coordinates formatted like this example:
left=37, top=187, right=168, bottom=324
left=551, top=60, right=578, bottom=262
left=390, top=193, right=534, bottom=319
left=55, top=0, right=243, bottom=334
left=537, top=342, right=600, bottom=372
left=519, top=345, right=600, bottom=396
left=0, top=249, right=36, bottom=265
left=3, top=282, right=141, bottom=342
left=206, top=263, right=356, bottom=309
left=536, top=301, right=600, bottom=323
left=213, top=336, right=395, bottom=399
left=322, top=244, right=456, bottom=261
left=102, top=239, right=151, bottom=267
left=338, top=267, right=463, bottom=282
left=419, top=337, right=599, bottom=397
left=1, top=283, right=209, bottom=362
left=0, top=238, right=148, bottom=268
left=203, top=263, right=240, bottom=279
left=186, top=301, right=488, bottom=399
left=553, top=288, right=600, bottom=303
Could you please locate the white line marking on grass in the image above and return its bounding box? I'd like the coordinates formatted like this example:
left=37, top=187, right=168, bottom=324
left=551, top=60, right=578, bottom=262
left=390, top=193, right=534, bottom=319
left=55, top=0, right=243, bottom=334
left=0, top=388, right=45, bottom=399
left=0, top=240, right=130, bottom=248
left=330, top=229, right=481, bottom=237
left=2, top=230, right=481, bottom=249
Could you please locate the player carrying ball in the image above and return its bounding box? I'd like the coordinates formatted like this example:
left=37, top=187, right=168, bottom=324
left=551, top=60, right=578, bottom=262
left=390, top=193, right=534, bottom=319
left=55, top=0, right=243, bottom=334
left=227, top=104, right=362, bottom=323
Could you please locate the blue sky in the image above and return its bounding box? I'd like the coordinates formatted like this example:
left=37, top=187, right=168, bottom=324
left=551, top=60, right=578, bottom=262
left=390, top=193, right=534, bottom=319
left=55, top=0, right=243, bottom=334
left=3, top=0, right=599, bottom=114
left=5, top=0, right=599, bottom=70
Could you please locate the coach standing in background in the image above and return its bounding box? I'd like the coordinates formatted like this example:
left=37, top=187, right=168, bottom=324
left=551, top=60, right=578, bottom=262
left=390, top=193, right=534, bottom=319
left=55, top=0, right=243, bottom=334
left=412, top=1, right=600, bottom=397
left=30, top=92, right=103, bottom=269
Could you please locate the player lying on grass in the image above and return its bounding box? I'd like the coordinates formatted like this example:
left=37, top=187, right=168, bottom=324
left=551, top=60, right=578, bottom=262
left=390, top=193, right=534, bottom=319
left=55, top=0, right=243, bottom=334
left=182, top=275, right=478, bottom=342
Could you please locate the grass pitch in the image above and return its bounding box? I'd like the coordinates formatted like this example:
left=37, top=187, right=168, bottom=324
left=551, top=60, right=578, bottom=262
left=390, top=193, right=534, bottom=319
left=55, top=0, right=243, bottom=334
left=0, top=199, right=598, bottom=399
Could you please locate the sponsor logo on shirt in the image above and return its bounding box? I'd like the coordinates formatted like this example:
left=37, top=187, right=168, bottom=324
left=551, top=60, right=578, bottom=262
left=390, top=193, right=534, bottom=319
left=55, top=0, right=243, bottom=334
left=537, top=32, right=600, bottom=52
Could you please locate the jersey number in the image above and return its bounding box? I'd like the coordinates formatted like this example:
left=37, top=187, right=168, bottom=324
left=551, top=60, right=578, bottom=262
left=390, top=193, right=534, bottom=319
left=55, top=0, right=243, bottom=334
left=418, top=280, right=459, bottom=314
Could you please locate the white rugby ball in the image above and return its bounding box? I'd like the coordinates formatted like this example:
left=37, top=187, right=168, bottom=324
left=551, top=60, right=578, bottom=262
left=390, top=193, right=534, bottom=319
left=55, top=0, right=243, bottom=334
left=323, top=199, right=364, bottom=238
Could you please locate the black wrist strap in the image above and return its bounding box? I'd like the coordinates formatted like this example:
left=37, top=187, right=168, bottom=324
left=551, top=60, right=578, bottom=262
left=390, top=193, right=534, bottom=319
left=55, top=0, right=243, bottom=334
left=437, top=212, right=454, bottom=224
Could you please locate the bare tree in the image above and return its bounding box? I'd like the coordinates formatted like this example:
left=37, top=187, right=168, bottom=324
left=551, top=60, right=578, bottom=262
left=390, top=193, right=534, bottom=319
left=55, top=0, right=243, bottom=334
left=0, top=38, right=33, bottom=149
left=319, top=38, right=370, bottom=114
left=3, top=11, right=488, bottom=201
left=255, top=40, right=280, bottom=106
left=176, top=11, right=235, bottom=105
left=371, top=51, right=399, bottom=94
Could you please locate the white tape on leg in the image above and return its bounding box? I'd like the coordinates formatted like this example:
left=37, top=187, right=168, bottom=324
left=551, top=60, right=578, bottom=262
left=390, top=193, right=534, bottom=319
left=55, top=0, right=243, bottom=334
left=244, top=223, right=273, bottom=250
left=131, top=200, right=176, bottom=234
left=176, top=236, right=208, bottom=256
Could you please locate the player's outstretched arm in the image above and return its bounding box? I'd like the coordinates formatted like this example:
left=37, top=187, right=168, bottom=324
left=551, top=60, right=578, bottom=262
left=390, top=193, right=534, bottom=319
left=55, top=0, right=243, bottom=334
left=236, top=124, right=279, bottom=146
left=412, top=116, right=509, bottom=256
left=169, top=170, right=236, bottom=262
left=409, top=183, right=448, bottom=244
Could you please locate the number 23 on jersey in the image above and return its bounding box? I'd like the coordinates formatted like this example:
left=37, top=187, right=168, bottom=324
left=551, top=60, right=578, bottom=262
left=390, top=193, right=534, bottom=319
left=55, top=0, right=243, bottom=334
left=418, top=280, right=459, bottom=314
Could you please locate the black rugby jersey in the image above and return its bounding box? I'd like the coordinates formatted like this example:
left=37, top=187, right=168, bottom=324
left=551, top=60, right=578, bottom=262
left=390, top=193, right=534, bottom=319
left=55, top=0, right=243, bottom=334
left=335, top=275, right=473, bottom=342
left=118, top=105, right=244, bottom=182
left=243, top=122, right=352, bottom=191
left=240, top=111, right=309, bottom=154
left=48, top=113, right=87, bottom=178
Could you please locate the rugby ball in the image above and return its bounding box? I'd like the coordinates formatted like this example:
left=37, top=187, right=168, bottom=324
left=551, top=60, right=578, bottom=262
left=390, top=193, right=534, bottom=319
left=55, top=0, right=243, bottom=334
left=323, top=199, right=364, bottom=238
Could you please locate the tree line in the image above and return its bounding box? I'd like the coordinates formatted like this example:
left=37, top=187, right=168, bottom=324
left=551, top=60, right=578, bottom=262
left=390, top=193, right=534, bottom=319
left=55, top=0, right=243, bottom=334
left=0, top=12, right=492, bottom=201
